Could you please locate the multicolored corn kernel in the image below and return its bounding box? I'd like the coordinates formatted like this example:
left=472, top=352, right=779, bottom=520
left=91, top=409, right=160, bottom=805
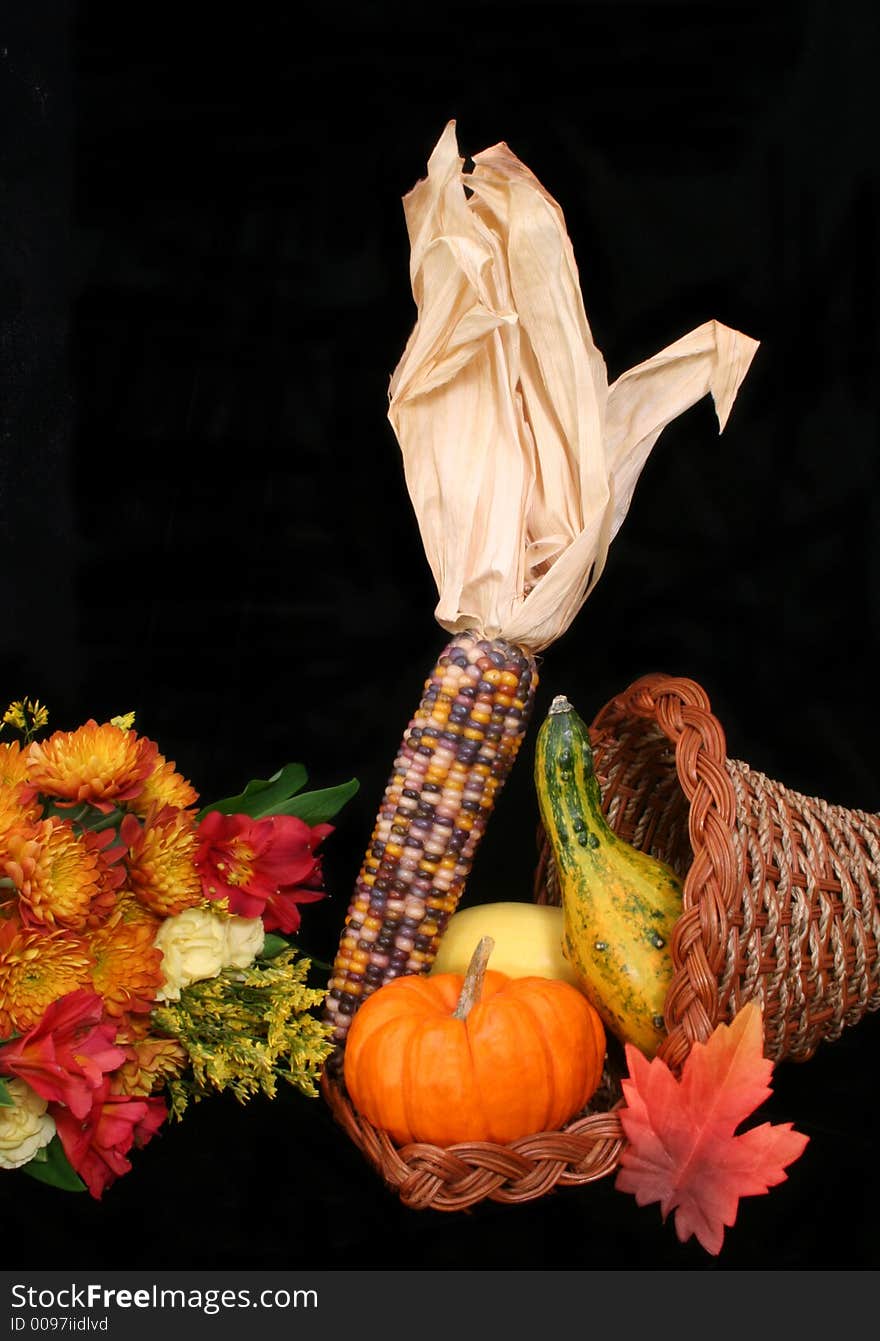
left=325, top=630, right=538, bottom=1062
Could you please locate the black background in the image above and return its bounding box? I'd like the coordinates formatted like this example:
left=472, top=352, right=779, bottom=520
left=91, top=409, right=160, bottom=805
left=2, top=0, right=879, bottom=1272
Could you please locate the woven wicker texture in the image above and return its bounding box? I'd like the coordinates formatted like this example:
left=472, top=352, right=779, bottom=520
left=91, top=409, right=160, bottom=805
left=323, top=672, right=880, bottom=1211
left=586, top=673, right=880, bottom=1069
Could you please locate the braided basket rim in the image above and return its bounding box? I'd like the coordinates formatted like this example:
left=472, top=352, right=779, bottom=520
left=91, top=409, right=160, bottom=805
left=322, top=671, right=741, bottom=1211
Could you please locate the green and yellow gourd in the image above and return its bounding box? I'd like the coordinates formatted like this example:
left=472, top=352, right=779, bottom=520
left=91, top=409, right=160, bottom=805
left=534, top=694, right=683, bottom=1057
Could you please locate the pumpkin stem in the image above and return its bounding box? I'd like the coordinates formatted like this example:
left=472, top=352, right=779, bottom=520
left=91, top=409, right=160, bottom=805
left=452, top=935, right=495, bottom=1020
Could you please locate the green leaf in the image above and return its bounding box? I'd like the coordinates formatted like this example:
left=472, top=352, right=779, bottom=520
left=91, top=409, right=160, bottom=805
left=0, top=1076, right=13, bottom=1107
left=197, top=762, right=309, bottom=821
left=269, top=777, right=359, bottom=826
left=20, top=1136, right=86, bottom=1192
left=260, top=933, right=289, bottom=959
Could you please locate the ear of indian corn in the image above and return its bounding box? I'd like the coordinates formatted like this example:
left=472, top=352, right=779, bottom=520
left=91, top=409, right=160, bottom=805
left=324, top=124, right=758, bottom=1081
left=325, top=630, right=538, bottom=1066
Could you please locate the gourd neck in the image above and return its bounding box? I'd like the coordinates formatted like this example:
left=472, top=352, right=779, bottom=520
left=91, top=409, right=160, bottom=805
left=548, top=695, right=606, bottom=821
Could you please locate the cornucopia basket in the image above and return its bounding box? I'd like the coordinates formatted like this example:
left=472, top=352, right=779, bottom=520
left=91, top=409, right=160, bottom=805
left=322, top=671, right=880, bottom=1212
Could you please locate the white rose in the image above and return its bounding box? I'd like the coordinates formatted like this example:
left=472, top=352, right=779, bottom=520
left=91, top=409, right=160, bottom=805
left=154, top=907, right=228, bottom=1001
left=0, top=1079, right=56, bottom=1170
left=223, top=915, right=265, bottom=969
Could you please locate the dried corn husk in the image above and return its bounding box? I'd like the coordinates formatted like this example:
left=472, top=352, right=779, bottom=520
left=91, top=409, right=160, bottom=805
left=389, top=121, right=759, bottom=653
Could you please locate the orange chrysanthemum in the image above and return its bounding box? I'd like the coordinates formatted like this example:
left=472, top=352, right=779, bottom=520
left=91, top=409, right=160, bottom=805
left=26, top=721, right=159, bottom=812
left=111, top=1034, right=188, bottom=1097
left=0, top=742, right=41, bottom=825
left=87, top=915, right=165, bottom=1018
left=121, top=807, right=202, bottom=918
left=81, top=831, right=130, bottom=929
left=0, top=789, right=22, bottom=833
left=113, top=1012, right=153, bottom=1045
left=0, top=741, right=31, bottom=791
left=111, top=888, right=164, bottom=934
left=3, top=818, right=107, bottom=931
left=128, top=754, right=198, bottom=818
left=0, top=920, right=94, bottom=1037
left=0, top=803, right=32, bottom=867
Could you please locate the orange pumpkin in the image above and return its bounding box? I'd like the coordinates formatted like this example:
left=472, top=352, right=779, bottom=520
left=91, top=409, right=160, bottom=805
left=343, top=936, right=606, bottom=1146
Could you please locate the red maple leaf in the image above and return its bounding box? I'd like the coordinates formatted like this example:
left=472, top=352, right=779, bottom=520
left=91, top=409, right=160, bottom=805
left=615, top=1003, right=809, bottom=1255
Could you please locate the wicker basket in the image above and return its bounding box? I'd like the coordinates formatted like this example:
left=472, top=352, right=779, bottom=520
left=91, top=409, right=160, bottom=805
left=321, top=672, right=880, bottom=1211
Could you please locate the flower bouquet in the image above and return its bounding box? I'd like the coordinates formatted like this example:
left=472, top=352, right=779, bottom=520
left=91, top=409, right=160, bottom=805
left=0, top=697, right=355, bottom=1197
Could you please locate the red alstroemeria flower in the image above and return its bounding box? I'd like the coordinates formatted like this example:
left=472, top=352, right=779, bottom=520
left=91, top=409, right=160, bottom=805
left=0, top=989, right=125, bottom=1120
left=53, top=1077, right=166, bottom=1199
left=261, top=880, right=326, bottom=935
left=194, top=811, right=332, bottom=933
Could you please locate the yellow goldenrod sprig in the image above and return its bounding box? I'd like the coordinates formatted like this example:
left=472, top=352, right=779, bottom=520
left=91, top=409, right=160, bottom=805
left=151, top=948, right=335, bottom=1120
left=2, top=697, right=49, bottom=743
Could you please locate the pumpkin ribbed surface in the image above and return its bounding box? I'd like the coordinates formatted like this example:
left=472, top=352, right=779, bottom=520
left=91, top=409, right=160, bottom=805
left=343, top=968, right=605, bottom=1147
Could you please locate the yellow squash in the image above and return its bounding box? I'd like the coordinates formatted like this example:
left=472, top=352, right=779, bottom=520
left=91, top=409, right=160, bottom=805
left=534, top=694, right=683, bottom=1056
left=430, top=902, right=581, bottom=988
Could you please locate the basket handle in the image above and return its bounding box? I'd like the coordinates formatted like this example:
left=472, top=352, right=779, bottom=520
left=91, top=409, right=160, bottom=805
left=592, top=674, right=741, bottom=1071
